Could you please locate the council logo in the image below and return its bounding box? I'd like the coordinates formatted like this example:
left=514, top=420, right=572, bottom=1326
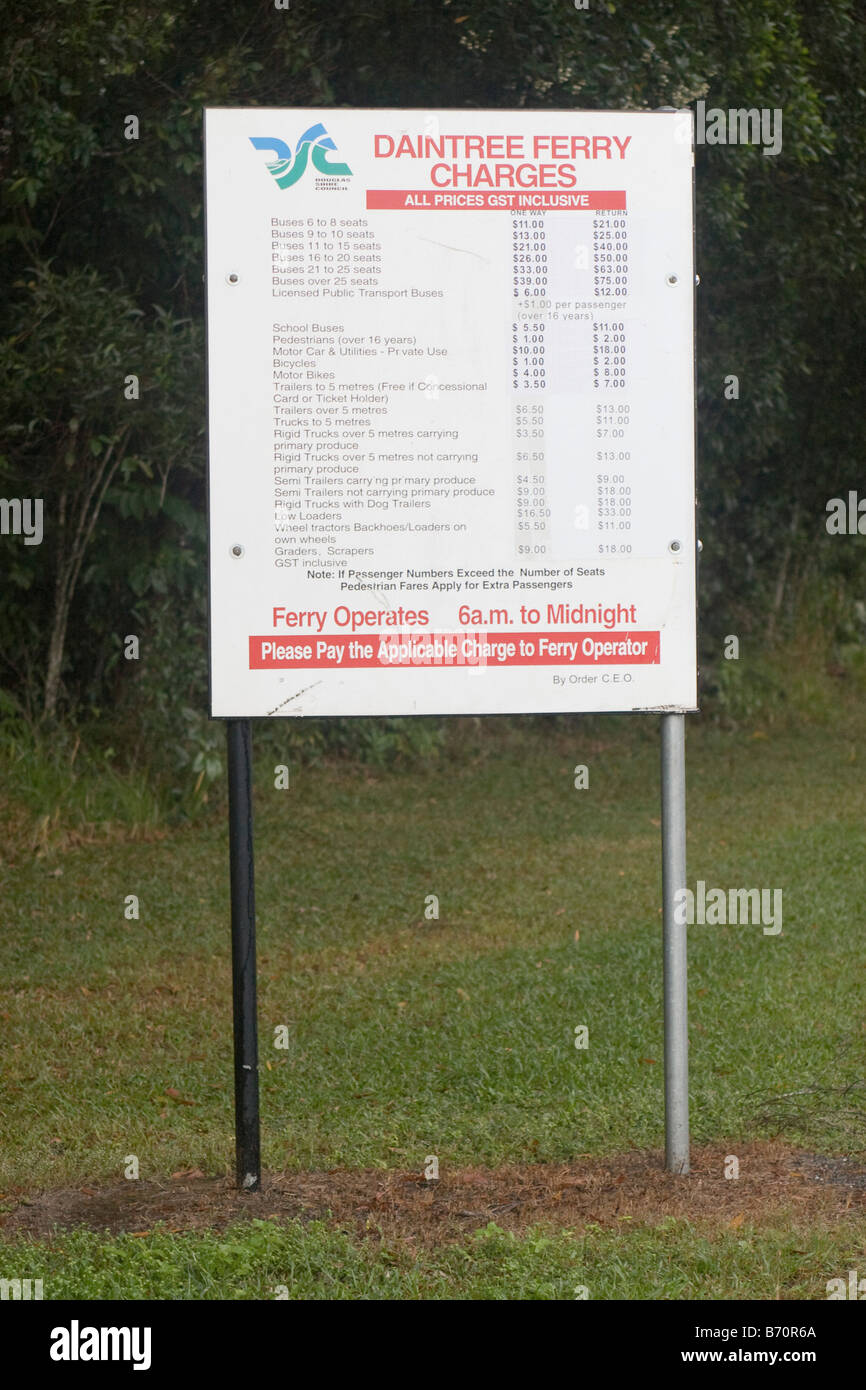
left=250, top=124, right=352, bottom=187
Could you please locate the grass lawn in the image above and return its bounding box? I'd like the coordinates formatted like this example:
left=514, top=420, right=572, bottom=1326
left=1, top=1217, right=862, bottom=1300
left=1, top=705, right=864, bottom=1297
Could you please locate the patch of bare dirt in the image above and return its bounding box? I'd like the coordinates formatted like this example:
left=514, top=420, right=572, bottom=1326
left=2, top=1143, right=865, bottom=1247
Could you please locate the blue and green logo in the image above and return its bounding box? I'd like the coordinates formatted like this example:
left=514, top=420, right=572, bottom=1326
left=250, top=125, right=352, bottom=188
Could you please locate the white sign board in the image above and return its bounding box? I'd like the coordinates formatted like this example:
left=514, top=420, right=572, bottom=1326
left=205, top=108, right=696, bottom=717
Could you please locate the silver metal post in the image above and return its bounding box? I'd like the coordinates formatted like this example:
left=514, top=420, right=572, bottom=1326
left=661, top=712, right=689, bottom=1173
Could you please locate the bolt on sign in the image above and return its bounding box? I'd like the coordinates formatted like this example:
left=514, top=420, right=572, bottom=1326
left=205, top=108, right=697, bottom=717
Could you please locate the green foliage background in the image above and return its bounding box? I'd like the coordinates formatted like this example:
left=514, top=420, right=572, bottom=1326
left=0, top=0, right=864, bottom=771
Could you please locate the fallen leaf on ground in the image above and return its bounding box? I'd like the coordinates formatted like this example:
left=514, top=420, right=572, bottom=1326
left=165, top=1087, right=196, bottom=1106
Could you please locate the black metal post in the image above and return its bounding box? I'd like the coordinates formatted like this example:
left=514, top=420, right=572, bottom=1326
left=225, top=718, right=261, bottom=1190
